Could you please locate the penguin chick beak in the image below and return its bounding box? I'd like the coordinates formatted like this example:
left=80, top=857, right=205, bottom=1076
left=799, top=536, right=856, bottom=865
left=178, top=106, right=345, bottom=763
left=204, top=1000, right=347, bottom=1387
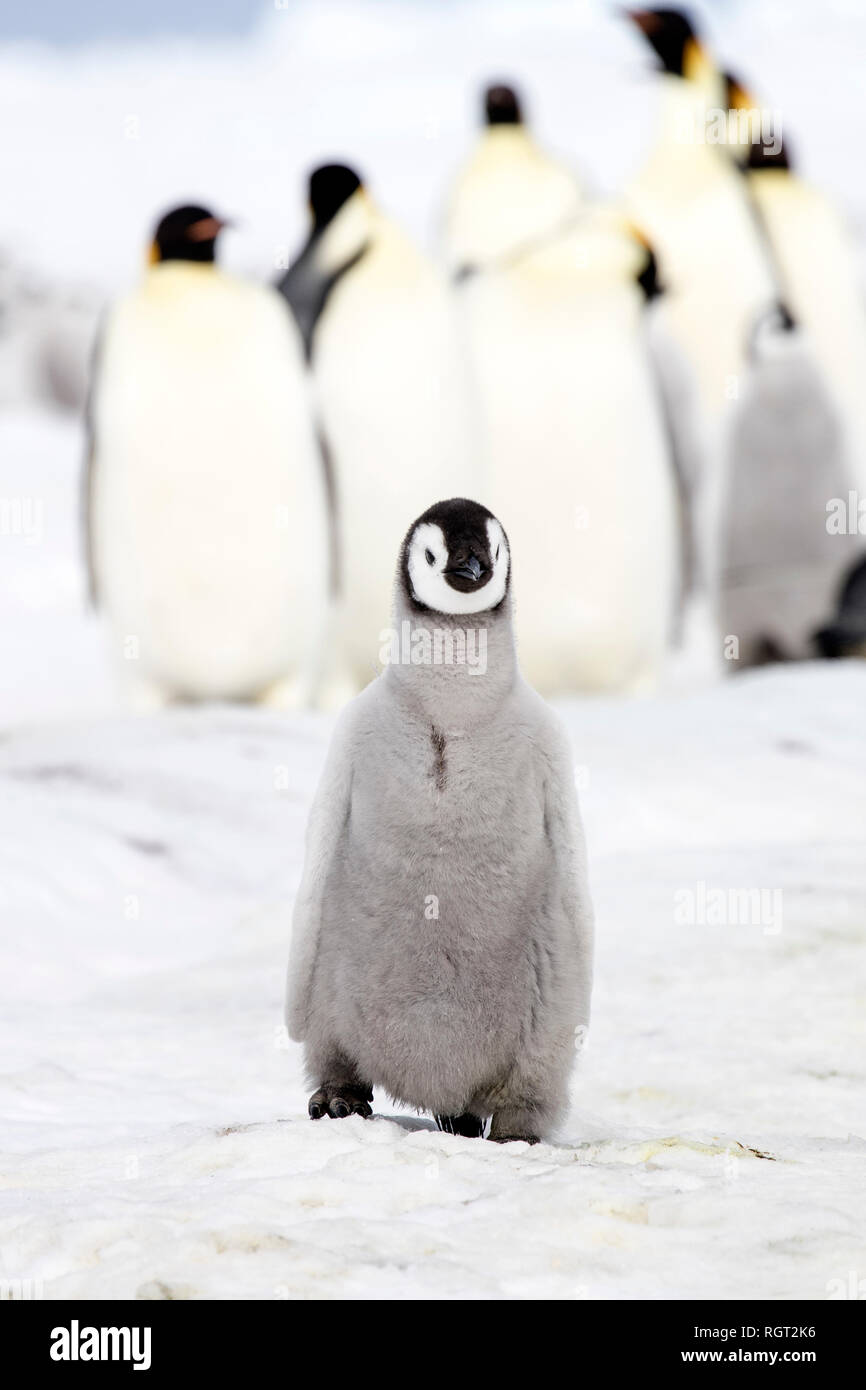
left=448, top=555, right=485, bottom=583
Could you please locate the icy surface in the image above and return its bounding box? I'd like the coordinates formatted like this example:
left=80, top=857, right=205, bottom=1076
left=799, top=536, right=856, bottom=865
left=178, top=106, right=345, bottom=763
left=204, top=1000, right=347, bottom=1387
left=1, top=409, right=865, bottom=1301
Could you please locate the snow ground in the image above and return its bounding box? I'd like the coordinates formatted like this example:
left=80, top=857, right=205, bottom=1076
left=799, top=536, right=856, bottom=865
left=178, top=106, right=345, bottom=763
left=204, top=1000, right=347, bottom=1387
left=1, top=409, right=865, bottom=1300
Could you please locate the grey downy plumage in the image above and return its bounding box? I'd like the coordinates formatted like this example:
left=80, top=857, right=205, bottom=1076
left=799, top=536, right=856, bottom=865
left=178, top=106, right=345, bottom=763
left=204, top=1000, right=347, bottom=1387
left=719, top=312, right=864, bottom=666
left=285, top=498, right=594, bottom=1143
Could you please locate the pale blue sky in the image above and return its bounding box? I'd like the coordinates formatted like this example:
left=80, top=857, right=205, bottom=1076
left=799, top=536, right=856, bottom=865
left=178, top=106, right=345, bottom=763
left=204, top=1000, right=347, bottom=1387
left=0, top=0, right=264, bottom=43
left=1, top=0, right=738, bottom=46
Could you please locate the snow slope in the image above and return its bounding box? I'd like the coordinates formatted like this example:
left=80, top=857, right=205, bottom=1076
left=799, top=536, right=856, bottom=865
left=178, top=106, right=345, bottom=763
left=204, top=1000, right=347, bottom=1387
left=1, top=409, right=864, bottom=1301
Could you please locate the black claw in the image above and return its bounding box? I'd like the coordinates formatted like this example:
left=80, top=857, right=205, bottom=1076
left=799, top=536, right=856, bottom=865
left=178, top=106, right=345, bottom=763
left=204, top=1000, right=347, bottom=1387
left=435, top=1113, right=484, bottom=1138
left=308, top=1083, right=373, bottom=1121
left=489, top=1133, right=540, bottom=1145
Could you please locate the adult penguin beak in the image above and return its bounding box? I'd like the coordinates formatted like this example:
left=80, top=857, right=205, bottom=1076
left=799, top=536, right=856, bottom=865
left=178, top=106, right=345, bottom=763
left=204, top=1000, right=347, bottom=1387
left=622, top=8, right=657, bottom=35
left=187, top=215, right=234, bottom=242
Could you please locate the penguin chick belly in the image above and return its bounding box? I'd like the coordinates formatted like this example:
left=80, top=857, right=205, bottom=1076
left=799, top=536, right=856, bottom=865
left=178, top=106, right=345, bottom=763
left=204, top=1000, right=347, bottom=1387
left=313, top=737, right=560, bottom=1113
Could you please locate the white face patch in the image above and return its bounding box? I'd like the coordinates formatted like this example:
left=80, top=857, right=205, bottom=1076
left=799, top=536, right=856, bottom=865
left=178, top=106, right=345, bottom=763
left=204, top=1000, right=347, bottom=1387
left=406, top=518, right=509, bottom=615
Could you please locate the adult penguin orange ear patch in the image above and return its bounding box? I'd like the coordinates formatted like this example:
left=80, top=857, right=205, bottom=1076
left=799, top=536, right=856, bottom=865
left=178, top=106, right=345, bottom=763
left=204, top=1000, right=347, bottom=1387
left=186, top=216, right=226, bottom=242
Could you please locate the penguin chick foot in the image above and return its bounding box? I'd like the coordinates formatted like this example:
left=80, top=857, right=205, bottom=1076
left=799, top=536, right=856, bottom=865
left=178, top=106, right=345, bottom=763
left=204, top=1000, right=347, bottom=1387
left=488, top=1109, right=542, bottom=1145
left=434, top=1113, right=485, bottom=1138
left=308, top=1084, right=373, bottom=1121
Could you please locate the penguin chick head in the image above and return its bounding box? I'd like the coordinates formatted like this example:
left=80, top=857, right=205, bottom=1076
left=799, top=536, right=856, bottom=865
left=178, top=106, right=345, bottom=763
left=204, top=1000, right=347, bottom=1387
left=150, top=205, right=228, bottom=264
left=484, top=83, right=523, bottom=126
left=625, top=8, right=703, bottom=79
left=308, top=163, right=363, bottom=232
left=401, top=498, right=510, bottom=617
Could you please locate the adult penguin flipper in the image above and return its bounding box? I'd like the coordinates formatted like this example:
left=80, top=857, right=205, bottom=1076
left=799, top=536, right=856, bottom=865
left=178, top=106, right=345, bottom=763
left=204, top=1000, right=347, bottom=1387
left=276, top=240, right=369, bottom=364
left=645, top=306, right=711, bottom=624
left=81, top=320, right=106, bottom=610
left=285, top=704, right=358, bottom=1042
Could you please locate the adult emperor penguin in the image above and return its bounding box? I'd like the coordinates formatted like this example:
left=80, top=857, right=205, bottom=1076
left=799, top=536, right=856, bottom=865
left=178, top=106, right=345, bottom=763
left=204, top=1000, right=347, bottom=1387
left=443, top=81, right=583, bottom=274
left=286, top=498, right=594, bottom=1143
left=277, top=166, right=478, bottom=693
left=86, top=204, right=326, bottom=708
left=457, top=204, right=681, bottom=694
left=623, top=10, right=775, bottom=425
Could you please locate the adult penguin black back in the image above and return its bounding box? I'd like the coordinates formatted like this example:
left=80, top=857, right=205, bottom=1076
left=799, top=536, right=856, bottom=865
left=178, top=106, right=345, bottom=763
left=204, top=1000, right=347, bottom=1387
left=277, top=164, right=368, bottom=361
left=276, top=162, right=478, bottom=697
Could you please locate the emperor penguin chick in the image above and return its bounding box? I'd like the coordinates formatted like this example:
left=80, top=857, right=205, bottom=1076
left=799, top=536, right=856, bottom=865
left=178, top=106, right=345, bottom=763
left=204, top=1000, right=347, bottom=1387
left=286, top=499, right=594, bottom=1143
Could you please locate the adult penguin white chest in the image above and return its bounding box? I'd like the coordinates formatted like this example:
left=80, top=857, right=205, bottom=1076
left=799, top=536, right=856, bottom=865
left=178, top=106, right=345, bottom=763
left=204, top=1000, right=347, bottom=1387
left=459, top=209, right=680, bottom=694
left=278, top=166, right=479, bottom=693
left=286, top=498, right=594, bottom=1143
left=443, top=82, right=583, bottom=273
left=86, top=205, right=327, bottom=708
left=623, top=10, right=774, bottom=425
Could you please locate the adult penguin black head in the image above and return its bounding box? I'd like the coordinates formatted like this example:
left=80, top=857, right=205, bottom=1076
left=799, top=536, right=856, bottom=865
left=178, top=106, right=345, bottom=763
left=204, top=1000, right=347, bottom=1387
left=308, top=163, right=363, bottom=232
left=278, top=162, right=369, bottom=360
left=150, top=205, right=228, bottom=264
left=624, top=8, right=702, bottom=79
left=484, top=83, right=523, bottom=127
left=400, top=498, right=511, bottom=616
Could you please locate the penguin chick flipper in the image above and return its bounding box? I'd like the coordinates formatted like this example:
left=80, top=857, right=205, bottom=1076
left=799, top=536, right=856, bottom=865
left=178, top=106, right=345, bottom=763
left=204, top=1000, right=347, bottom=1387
left=484, top=712, right=596, bottom=1145
left=308, top=1083, right=373, bottom=1121
left=285, top=701, right=360, bottom=1042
